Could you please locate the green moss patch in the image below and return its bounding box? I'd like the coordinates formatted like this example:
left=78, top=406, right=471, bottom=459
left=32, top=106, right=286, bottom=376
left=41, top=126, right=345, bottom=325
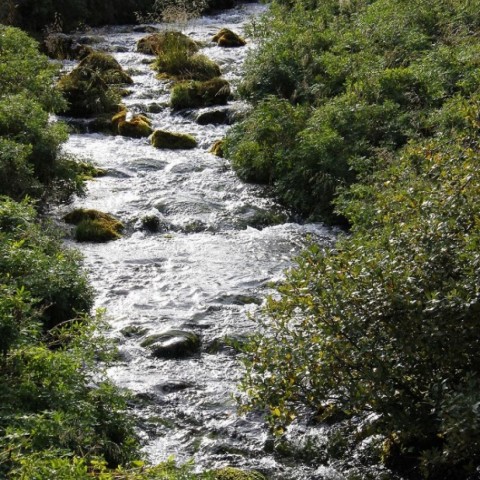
left=58, top=52, right=132, bottom=117
left=151, top=130, right=197, bottom=149
left=171, top=78, right=231, bottom=110
left=213, top=467, right=266, bottom=480
left=212, top=28, right=246, bottom=47
left=64, top=208, right=123, bottom=242
left=137, top=31, right=199, bottom=55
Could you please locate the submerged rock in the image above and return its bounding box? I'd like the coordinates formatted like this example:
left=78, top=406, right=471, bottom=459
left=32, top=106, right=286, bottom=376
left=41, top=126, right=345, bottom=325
left=212, top=28, right=246, bottom=48
left=141, top=330, right=201, bottom=359
left=171, top=78, right=231, bottom=110
left=151, top=130, right=198, bottom=149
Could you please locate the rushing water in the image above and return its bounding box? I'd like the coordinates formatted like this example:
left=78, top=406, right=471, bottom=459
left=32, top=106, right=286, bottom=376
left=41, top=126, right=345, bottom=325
left=56, top=3, right=353, bottom=478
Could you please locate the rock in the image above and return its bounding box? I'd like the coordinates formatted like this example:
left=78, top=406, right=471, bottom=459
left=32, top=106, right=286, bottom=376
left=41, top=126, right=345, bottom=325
left=196, top=109, right=230, bottom=125
left=213, top=467, right=266, bottom=480
left=133, top=25, right=159, bottom=33
left=44, top=33, right=93, bottom=60
left=151, top=130, right=197, bottom=149
left=153, top=380, right=193, bottom=394
left=58, top=52, right=131, bottom=116
left=171, top=78, right=231, bottom=110
left=140, top=214, right=169, bottom=232
left=121, top=325, right=149, bottom=338
left=137, top=31, right=199, bottom=55
left=209, top=140, right=225, bottom=157
left=118, top=117, right=153, bottom=138
left=212, top=28, right=246, bottom=47
left=78, top=52, right=133, bottom=84
left=155, top=50, right=221, bottom=81
left=140, top=330, right=201, bottom=359
left=64, top=208, right=123, bottom=242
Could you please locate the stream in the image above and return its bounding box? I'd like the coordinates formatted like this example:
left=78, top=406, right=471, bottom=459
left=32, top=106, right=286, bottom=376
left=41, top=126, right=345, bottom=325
left=57, top=3, right=344, bottom=478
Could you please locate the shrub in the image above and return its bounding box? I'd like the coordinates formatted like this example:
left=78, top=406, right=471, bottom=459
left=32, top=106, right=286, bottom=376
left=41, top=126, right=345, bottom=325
left=239, top=93, right=480, bottom=478
left=0, top=26, right=86, bottom=203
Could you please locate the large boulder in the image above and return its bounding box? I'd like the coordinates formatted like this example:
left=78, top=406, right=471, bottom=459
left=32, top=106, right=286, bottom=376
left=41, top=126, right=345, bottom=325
left=212, top=28, right=246, bottom=47
left=64, top=208, right=123, bottom=242
left=58, top=52, right=131, bottom=116
left=171, top=78, right=231, bottom=110
left=140, top=330, right=201, bottom=359
left=78, top=52, right=133, bottom=84
left=151, top=130, right=197, bottom=149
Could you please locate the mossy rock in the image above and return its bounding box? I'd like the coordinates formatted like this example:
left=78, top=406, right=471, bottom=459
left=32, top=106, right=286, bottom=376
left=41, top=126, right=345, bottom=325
left=196, top=109, right=230, bottom=125
left=155, top=51, right=221, bottom=81
left=140, top=330, right=200, bottom=359
left=44, top=33, right=93, bottom=60
left=64, top=208, right=123, bottom=242
left=78, top=52, right=133, bottom=84
left=118, top=118, right=153, bottom=138
left=171, top=78, right=231, bottom=110
left=209, top=140, right=224, bottom=157
left=58, top=52, right=131, bottom=116
left=151, top=130, right=197, bottom=149
left=58, top=68, right=120, bottom=116
left=137, top=31, right=199, bottom=55
left=213, top=467, right=266, bottom=480
left=212, top=28, right=246, bottom=48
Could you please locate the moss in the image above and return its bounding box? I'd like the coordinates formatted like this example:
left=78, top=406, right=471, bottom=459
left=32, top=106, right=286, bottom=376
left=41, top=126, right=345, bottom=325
left=209, top=139, right=225, bottom=157
left=76, top=161, right=107, bottom=179
left=155, top=51, right=221, bottom=81
left=118, top=118, right=153, bottom=138
left=44, top=33, right=93, bottom=60
left=64, top=208, right=123, bottom=242
left=151, top=130, right=197, bottom=149
left=212, top=28, right=246, bottom=47
left=58, top=52, right=132, bottom=116
left=136, top=31, right=199, bottom=55
left=213, top=467, right=266, bottom=480
left=171, top=78, right=231, bottom=110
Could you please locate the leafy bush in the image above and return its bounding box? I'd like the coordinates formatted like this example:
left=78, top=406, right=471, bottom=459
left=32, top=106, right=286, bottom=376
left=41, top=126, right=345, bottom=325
left=0, top=26, right=86, bottom=203
left=240, top=90, right=480, bottom=478
left=0, top=198, right=142, bottom=479
left=227, top=0, right=480, bottom=221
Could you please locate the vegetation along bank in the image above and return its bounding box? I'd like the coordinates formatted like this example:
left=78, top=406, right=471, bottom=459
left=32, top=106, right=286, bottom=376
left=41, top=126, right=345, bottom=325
left=230, top=0, right=480, bottom=478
